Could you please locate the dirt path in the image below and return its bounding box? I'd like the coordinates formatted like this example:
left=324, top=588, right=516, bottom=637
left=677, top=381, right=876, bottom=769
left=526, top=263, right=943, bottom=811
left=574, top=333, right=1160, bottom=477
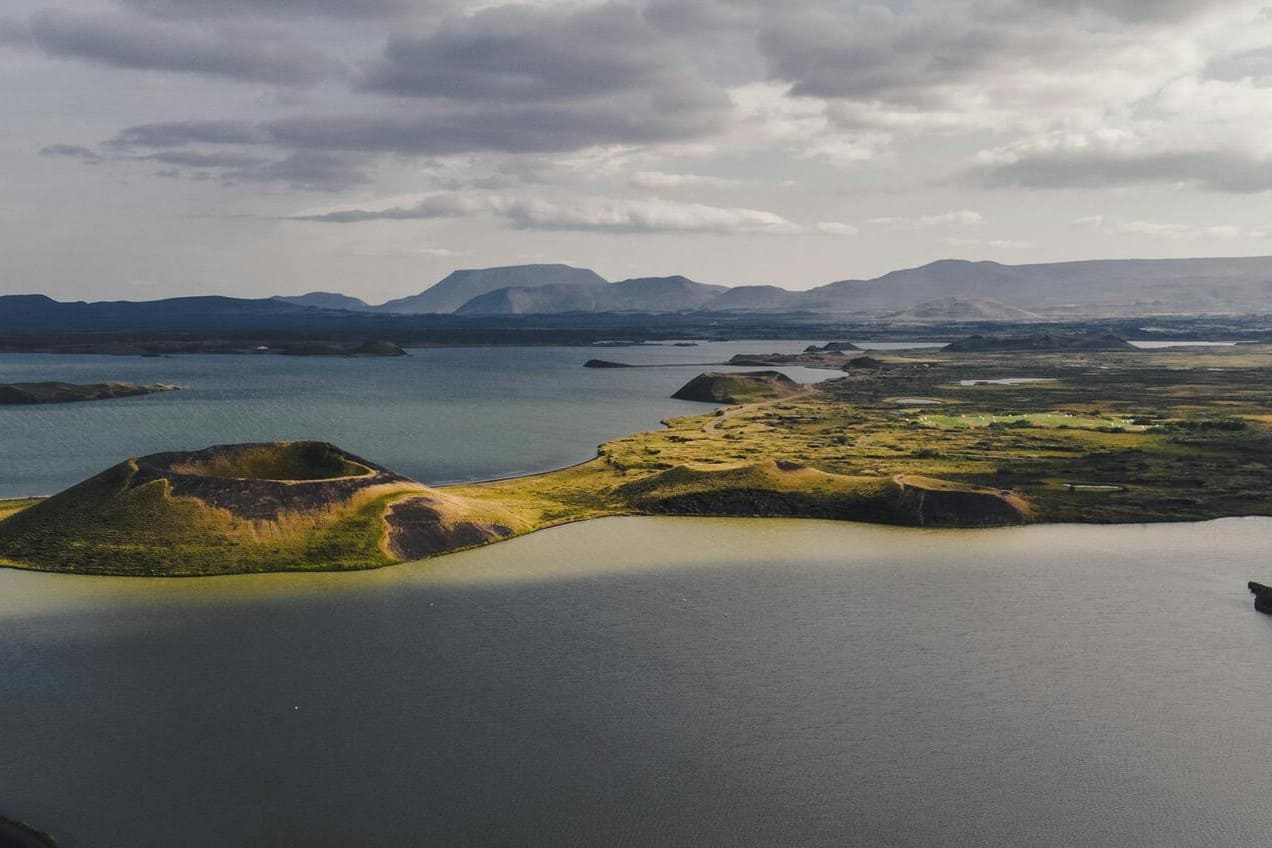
left=702, top=390, right=814, bottom=437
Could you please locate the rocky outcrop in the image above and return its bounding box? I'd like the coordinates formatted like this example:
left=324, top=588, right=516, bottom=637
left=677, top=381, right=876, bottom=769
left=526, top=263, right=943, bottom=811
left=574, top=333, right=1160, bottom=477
left=583, top=359, right=634, bottom=368
left=1250, top=581, right=1272, bottom=614
left=671, top=371, right=802, bottom=404
left=384, top=495, right=518, bottom=560
left=804, top=341, right=861, bottom=352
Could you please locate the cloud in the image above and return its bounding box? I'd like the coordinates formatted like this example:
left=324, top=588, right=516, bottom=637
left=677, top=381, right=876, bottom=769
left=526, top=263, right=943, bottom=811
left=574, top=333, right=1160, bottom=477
left=363, top=3, right=712, bottom=102
left=975, top=148, right=1272, bottom=193
left=290, top=193, right=488, bottom=222
left=939, top=236, right=1034, bottom=248
left=39, top=143, right=101, bottom=162
left=18, top=9, right=341, bottom=85
left=222, top=151, right=372, bottom=191
left=866, top=210, right=985, bottom=229
left=629, top=170, right=738, bottom=189
left=501, top=196, right=800, bottom=234
left=140, top=150, right=269, bottom=169
left=290, top=191, right=804, bottom=235
left=108, top=120, right=265, bottom=148
left=118, top=0, right=419, bottom=20
left=815, top=221, right=858, bottom=236
left=1073, top=214, right=1257, bottom=240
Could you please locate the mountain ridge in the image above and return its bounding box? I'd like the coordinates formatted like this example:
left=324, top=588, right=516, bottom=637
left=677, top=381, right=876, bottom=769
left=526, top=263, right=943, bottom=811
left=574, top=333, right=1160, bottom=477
left=10, top=255, right=1272, bottom=322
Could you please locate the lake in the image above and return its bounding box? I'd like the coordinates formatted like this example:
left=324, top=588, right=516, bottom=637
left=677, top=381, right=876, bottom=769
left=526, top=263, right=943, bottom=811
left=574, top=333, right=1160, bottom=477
left=1, top=345, right=1269, bottom=847
left=0, top=340, right=845, bottom=498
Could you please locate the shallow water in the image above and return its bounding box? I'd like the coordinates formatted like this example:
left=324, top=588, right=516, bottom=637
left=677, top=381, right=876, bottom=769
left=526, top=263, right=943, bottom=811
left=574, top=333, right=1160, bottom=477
left=0, top=517, right=1269, bottom=847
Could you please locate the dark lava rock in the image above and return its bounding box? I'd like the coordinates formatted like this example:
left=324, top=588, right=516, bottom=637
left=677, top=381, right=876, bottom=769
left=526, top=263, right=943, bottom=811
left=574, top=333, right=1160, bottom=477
left=584, top=359, right=634, bottom=368
left=804, top=341, right=861, bottom=352
left=1249, top=581, right=1272, bottom=614
left=0, top=816, right=57, bottom=847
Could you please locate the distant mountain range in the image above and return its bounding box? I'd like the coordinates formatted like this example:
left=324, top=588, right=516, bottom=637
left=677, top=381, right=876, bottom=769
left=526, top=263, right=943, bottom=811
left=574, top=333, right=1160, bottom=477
left=11, top=255, right=1272, bottom=327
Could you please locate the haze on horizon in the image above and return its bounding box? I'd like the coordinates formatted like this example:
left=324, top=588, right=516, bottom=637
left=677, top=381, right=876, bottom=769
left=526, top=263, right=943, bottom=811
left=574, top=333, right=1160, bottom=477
left=4, top=0, right=1272, bottom=303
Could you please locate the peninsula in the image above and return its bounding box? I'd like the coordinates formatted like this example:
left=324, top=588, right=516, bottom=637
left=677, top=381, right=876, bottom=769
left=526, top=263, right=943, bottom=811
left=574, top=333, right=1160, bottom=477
left=4, top=343, right=1272, bottom=575
left=0, top=381, right=178, bottom=405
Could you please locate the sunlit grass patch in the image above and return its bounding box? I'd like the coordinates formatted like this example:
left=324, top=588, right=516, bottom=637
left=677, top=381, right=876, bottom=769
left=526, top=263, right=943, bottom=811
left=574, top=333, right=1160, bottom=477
left=917, top=412, right=1147, bottom=431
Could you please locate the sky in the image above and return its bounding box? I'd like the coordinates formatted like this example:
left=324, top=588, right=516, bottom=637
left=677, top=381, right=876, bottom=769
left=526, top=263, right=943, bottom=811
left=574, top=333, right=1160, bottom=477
left=4, top=0, right=1272, bottom=303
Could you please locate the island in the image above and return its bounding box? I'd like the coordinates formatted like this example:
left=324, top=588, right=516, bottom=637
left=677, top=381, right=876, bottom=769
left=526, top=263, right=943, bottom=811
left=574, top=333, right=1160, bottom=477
left=6, top=343, right=1272, bottom=576
left=0, top=381, right=178, bottom=405
left=274, top=340, right=407, bottom=357
left=943, top=332, right=1136, bottom=352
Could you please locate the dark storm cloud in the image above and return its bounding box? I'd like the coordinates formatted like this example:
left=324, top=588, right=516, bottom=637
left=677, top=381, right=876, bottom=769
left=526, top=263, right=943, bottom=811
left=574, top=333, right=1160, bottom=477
left=39, top=144, right=101, bottom=162
left=264, top=91, right=728, bottom=154
left=757, top=2, right=1041, bottom=103
left=140, top=150, right=270, bottom=168
left=88, top=0, right=729, bottom=172
left=119, top=0, right=420, bottom=19
left=974, top=150, right=1272, bottom=193
left=362, top=2, right=713, bottom=102
left=23, top=9, right=341, bottom=85
left=111, top=88, right=726, bottom=160
left=223, top=151, right=372, bottom=191
left=108, top=121, right=266, bottom=148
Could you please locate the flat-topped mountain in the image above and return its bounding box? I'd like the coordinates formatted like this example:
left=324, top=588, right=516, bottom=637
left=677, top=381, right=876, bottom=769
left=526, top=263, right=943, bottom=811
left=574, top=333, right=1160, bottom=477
left=377, top=264, right=607, bottom=314
left=944, top=332, right=1136, bottom=352
left=455, top=275, right=726, bottom=315
left=12, top=255, right=1272, bottom=331
left=0, top=441, right=526, bottom=575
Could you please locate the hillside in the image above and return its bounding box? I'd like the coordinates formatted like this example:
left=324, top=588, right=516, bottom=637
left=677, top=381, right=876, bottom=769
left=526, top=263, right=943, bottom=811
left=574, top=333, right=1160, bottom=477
left=804, top=256, right=1272, bottom=316
left=671, top=371, right=803, bottom=404
left=456, top=275, right=726, bottom=315
left=273, top=292, right=373, bottom=311
left=376, top=264, right=607, bottom=314
left=886, top=297, right=1042, bottom=322
left=0, top=441, right=525, bottom=575
left=701, top=285, right=805, bottom=312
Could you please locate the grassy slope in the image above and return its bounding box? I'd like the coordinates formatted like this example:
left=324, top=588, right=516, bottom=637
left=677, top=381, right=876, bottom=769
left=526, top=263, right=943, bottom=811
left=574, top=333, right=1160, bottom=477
left=0, top=460, right=420, bottom=575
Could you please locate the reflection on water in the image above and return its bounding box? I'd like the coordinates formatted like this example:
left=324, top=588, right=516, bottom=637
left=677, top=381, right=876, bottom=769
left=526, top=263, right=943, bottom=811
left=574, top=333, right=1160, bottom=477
left=2, top=516, right=1270, bottom=847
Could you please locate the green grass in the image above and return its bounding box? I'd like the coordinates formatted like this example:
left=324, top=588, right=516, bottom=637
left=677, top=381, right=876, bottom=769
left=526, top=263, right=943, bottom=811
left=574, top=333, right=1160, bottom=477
left=917, top=412, right=1146, bottom=431
left=9, top=345, right=1272, bottom=575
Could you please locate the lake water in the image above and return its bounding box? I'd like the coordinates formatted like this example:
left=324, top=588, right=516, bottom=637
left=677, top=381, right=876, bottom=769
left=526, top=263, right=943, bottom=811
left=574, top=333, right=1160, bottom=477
left=1, top=345, right=1270, bottom=847
left=0, top=341, right=841, bottom=498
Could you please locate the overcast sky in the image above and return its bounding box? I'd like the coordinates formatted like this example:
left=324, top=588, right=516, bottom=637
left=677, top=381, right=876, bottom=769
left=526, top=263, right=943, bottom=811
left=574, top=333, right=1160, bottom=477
left=4, top=0, right=1272, bottom=302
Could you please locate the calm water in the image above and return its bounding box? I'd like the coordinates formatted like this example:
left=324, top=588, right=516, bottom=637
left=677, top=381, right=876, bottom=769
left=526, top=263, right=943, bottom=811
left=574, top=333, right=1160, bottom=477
left=1, top=346, right=1269, bottom=847
left=0, top=518, right=1269, bottom=847
left=0, top=341, right=841, bottom=498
